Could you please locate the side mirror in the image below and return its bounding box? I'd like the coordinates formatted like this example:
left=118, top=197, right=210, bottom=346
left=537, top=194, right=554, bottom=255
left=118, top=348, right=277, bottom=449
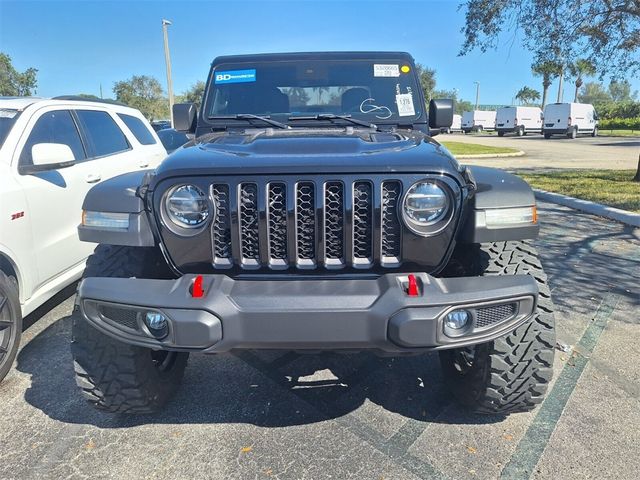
left=19, top=143, right=76, bottom=175
left=428, top=99, right=454, bottom=129
left=173, top=103, right=198, bottom=133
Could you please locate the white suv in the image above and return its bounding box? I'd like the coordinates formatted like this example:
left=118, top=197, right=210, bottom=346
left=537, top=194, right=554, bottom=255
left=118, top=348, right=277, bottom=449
left=0, top=97, right=167, bottom=381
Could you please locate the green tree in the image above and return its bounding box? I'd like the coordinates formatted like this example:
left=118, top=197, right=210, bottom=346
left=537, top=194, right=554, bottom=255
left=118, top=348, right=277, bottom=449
left=608, top=80, right=636, bottom=102
left=459, top=1, right=640, bottom=78
left=532, top=60, right=562, bottom=107
left=113, top=75, right=168, bottom=121
left=515, top=86, right=541, bottom=105
left=569, top=59, right=596, bottom=102
left=578, top=82, right=612, bottom=106
left=0, top=52, right=38, bottom=96
left=176, top=80, right=205, bottom=107
left=415, top=63, right=436, bottom=102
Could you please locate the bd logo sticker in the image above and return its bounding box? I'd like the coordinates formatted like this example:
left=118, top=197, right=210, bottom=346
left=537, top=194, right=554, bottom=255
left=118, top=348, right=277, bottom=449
left=214, top=69, right=257, bottom=84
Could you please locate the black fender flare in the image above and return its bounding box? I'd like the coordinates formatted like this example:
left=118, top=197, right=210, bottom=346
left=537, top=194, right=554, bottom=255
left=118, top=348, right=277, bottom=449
left=459, top=166, right=539, bottom=243
left=78, top=171, right=155, bottom=247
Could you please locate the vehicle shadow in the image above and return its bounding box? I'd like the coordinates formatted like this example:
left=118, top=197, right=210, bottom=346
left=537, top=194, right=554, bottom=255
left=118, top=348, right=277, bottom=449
left=16, top=313, right=503, bottom=428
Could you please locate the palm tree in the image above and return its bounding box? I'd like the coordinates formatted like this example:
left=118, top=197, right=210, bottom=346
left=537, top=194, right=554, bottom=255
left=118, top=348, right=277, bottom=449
left=569, top=59, right=596, bottom=102
left=532, top=61, right=562, bottom=107
left=515, top=86, right=541, bottom=105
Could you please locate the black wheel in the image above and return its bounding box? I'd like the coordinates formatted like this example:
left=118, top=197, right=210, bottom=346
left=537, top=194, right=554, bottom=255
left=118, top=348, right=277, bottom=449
left=517, top=126, right=525, bottom=136
left=439, top=241, right=555, bottom=414
left=497, top=131, right=505, bottom=137
left=592, top=126, right=598, bottom=137
left=477, top=125, right=484, bottom=133
left=568, top=126, right=577, bottom=139
left=71, top=245, right=188, bottom=413
left=0, top=271, right=22, bottom=382
left=544, top=132, right=551, bottom=139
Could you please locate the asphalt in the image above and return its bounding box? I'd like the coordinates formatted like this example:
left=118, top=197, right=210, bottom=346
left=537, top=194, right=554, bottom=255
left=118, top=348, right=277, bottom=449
left=444, top=133, right=639, bottom=170
left=0, top=201, right=638, bottom=480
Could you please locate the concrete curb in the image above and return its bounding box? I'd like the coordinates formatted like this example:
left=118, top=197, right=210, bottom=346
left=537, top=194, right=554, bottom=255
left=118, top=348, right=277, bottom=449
left=534, top=189, right=640, bottom=227
left=456, top=150, right=525, bottom=159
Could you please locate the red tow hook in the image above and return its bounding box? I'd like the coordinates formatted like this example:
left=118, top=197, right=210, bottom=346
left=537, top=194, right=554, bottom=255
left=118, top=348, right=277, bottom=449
left=407, top=274, right=419, bottom=297
left=191, top=275, right=204, bottom=298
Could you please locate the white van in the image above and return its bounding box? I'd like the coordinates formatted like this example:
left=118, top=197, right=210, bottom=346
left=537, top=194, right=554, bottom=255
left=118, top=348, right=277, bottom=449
left=441, top=114, right=462, bottom=134
left=0, top=97, right=166, bottom=381
left=542, top=103, right=598, bottom=138
left=496, top=106, right=543, bottom=136
left=461, top=110, right=496, bottom=133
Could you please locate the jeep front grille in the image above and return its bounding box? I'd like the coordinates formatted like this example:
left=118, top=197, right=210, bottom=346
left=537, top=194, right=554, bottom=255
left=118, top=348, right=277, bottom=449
left=208, top=177, right=406, bottom=270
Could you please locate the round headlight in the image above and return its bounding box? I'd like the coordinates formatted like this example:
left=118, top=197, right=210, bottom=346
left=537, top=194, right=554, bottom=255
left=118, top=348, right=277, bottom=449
left=403, top=181, right=449, bottom=230
left=165, top=185, right=210, bottom=228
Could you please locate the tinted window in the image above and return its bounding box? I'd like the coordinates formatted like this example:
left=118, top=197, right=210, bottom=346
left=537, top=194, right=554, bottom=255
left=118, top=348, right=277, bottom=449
left=20, top=110, right=86, bottom=165
left=118, top=113, right=157, bottom=145
left=0, top=109, right=21, bottom=148
left=75, top=110, right=130, bottom=157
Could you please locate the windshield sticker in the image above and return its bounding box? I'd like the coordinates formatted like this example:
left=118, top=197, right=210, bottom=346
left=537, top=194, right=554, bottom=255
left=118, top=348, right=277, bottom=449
left=214, top=69, right=257, bottom=84
left=373, top=64, right=400, bottom=77
left=396, top=93, right=415, bottom=117
left=359, top=98, right=393, bottom=119
left=401, top=65, right=411, bottom=74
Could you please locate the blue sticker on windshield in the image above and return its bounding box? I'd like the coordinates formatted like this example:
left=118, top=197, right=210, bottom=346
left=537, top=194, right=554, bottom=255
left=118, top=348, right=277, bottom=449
left=214, top=69, right=256, bottom=84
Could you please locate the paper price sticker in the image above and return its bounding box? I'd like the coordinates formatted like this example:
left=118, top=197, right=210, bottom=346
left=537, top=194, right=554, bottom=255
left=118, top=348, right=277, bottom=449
left=374, top=64, right=400, bottom=77
left=396, top=93, right=415, bottom=117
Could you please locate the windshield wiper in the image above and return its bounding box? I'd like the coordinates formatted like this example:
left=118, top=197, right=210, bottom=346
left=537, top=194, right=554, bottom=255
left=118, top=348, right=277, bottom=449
left=288, top=114, right=380, bottom=131
left=208, top=113, right=290, bottom=129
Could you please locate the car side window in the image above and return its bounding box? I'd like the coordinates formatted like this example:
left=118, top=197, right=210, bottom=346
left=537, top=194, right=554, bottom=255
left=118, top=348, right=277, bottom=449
left=75, top=110, right=130, bottom=158
left=19, top=110, right=86, bottom=165
left=117, top=113, right=157, bottom=145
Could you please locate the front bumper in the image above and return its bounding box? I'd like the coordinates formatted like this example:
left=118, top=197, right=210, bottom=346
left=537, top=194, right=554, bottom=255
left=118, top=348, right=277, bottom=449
left=78, top=273, right=537, bottom=354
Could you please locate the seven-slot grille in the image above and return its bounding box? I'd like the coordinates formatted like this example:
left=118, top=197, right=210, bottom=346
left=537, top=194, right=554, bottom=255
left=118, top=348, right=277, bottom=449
left=209, top=177, right=404, bottom=270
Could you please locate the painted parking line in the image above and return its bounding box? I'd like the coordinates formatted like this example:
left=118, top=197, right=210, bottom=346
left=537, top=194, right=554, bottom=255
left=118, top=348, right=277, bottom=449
left=500, top=292, right=620, bottom=479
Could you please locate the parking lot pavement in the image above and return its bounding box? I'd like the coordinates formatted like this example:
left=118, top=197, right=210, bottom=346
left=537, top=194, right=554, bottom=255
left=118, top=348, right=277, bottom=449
left=444, top=133, right=639, bottom=170
left=0, top=202, right=638, bottom=480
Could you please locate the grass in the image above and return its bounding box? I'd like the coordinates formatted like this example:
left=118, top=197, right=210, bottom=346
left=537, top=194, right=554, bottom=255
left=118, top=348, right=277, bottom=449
left=597, top=129, right=640, bottom=137
left=440, top=141, right=520, bottom=156
left=516, top=169, right=640, bottom=212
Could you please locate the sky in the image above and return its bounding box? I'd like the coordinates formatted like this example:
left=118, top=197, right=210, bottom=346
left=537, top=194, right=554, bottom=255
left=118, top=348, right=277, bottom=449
left=1, top=0, right=638, bottom=105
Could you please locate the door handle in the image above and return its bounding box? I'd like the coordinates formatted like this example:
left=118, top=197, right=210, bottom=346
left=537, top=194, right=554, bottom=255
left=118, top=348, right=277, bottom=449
left=85, top=173, right=102, bottom=183
left=139, top=162, right=149, bottom=168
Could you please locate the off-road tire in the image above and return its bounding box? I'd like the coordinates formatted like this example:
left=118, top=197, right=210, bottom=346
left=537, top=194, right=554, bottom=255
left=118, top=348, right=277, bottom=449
left=0, top=271, right=21, bottom=382
left=71, top=245, right=188, bottom=413
left=439, top=241, right=555, bottom=414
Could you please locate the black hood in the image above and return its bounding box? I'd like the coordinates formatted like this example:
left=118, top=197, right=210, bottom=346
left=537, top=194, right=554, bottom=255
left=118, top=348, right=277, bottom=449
left=155, top=128, right=462, bottom=179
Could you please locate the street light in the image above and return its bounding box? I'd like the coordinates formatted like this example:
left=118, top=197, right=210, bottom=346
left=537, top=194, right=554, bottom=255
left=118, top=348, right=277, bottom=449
left=162, top=19, right=174, bottom=127
left=473, top=81, right=480, bottom=110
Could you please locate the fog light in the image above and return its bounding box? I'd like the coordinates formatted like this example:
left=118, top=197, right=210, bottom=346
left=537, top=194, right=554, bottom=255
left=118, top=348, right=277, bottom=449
left=445, top=310, right=470, bottom=330
left=144, top=311, right=168, bottom=338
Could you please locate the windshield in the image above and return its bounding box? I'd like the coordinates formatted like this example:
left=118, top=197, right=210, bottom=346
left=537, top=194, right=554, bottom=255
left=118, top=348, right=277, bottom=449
left=205, top=59, right=423, bottom=125
left=0, top=109, right=20, bottom=148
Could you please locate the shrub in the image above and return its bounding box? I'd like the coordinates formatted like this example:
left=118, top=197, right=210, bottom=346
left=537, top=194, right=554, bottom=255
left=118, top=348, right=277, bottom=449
left=598, top=117, right=640, bottom=130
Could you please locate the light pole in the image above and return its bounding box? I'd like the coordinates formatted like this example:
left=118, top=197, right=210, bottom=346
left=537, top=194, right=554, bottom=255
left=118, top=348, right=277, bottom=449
left=473, top=81, right=480, bottom=110
left=162, top=19, right=174, bottom=126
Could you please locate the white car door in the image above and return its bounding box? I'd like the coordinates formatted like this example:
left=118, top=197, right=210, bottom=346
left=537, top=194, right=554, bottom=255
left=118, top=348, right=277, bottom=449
left=13, top=108, right=100, bottom=290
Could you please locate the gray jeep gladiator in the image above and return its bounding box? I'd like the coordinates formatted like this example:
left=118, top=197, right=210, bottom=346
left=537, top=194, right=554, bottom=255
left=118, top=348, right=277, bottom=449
left=73, top=52, right=554, bottom=415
